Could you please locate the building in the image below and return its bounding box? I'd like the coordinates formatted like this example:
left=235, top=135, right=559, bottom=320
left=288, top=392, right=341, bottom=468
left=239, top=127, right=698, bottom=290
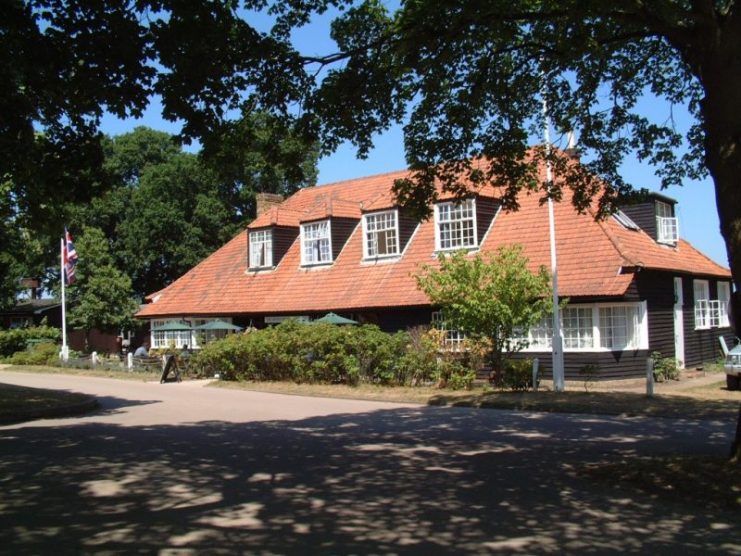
left=136, top=165, right=732, bottom=379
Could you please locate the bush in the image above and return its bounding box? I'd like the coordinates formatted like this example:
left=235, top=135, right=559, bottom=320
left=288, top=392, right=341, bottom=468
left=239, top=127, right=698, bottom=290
left=189, top=321, right=487, bottom=388
left=7, top=342, right=59, bottom=365
left=495, top=358, right=533, bottom=391
left=652, top=352, right=680, bottom=382
left=0, top=325, right=61, bottom=358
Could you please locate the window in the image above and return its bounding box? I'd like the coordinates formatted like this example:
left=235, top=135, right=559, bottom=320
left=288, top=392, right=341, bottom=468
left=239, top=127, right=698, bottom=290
left=562, top=307, right=593, bottom=349
left=718, top=282, right=731, bottom=327
left=363, top=211, right=399, bottom=258
left=694, top=279, right=710, bottom=329
left=301, top=221, right=332, bottom=265
left=249, top=230, right=273, bottom=268
left=431, top=311, right=466, bottom=352
left=695, top=279, right=731, bottom=329
left=151, top=320, right=192, bottom=349
left=518, top=303, right=647, bottom=352
left=613, top=210, right=639, bottom=230
left=656, top=201, right=678, bottom=243
left=435, top=199, right=477, bottom=250
left=599, top=306, right=640, bottom=350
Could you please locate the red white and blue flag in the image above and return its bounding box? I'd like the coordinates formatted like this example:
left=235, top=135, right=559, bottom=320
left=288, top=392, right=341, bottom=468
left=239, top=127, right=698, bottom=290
left=63, top=228, right=78, bottom=285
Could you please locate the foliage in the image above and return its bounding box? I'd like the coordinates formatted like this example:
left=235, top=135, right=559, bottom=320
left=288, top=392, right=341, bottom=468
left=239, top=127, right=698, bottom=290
left=0, top=325, right=60, bottom=358
left=651, top=352, right=680, bottom=382
left=189, top=321, right=480, bottom=388
left=7, top=342, right=59, bottom=366
left=67, top=227, right=138, bottom=343
left=416, top=244, right=552, bottom=372
left=493, top=359, right=534, bottom=392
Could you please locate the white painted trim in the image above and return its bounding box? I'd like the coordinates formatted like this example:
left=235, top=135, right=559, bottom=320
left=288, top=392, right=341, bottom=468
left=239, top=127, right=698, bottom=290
left=674, top=277, right=685, bottom=368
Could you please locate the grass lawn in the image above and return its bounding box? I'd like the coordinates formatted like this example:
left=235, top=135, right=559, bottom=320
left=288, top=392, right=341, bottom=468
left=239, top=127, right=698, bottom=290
left=2, top=364, right=160, bottom=382
left=0, top=382, right=96, bottom=424
left=214, top=379, right=740, bottom=420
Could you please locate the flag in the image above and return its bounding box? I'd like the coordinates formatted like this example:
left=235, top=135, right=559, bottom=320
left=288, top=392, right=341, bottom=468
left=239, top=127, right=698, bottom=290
left=63, top=228, right=78, bottom=285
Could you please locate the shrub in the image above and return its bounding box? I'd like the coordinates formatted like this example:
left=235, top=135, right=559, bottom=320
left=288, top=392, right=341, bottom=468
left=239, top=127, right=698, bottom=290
left=652, top=352, right=680, bottom=382
left=496, top=358, right=533, bottom=391
left=0, top=325, right=61, bottom=358
left=579, top=363, right=600, bottom=392
left=7, top=342, right=59, bottom=365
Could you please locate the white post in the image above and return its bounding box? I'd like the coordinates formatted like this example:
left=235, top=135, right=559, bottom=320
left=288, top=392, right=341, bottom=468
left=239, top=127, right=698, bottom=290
left=532, top=358, right=539, bottom=392
left=60, top=237, right=69, bottom=362
left=646, top=358, right=655, bottom=397
left=92, top=351, right=98, bottom=366
left=542, top=94, right=565, bottom=392
left=127, top=352, right=134, bottom=371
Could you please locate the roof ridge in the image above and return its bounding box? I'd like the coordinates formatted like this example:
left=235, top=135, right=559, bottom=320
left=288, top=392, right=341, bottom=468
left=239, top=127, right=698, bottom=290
left=316, top=168, right=410, bottom=189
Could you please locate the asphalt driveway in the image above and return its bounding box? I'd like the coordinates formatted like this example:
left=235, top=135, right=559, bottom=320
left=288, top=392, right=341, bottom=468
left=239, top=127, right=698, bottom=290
left=0, top=372, right=738, bottom=554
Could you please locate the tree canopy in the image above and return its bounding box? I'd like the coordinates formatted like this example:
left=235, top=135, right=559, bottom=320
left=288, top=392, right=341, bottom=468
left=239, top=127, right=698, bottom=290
left=416, top=245, right=553, bottom=372
left=5, top=1, right=738, bottom=285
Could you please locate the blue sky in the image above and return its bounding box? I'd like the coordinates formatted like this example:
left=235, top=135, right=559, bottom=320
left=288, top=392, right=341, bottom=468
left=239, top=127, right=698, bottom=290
left=100, top=7, right=728, bottom=268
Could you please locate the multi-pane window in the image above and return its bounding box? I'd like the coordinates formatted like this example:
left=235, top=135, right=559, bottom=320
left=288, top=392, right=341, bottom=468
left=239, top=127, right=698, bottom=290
left=249, top=230, right=273, bottom=268
left=656, top=201, right=678, bottom=243
left=436, top=199, right=477, bottom=250
left=364, top=211, right=399, bottom=258
left=694, top=279, right=710, bottom=329
left=695, top=279, right=731, bottom=329
left=562, top=307, right=594, bottom=349
left=517, top=303, right=647, bottom=352
left=301, top=221, right=332, bottom=265
left=431, top=311, right=466, bottom=352
left=151, top=320, right=192, bottom=349
left=599, top=306, right=639, bottom=350
left=718, top=282, right=731, bottom=327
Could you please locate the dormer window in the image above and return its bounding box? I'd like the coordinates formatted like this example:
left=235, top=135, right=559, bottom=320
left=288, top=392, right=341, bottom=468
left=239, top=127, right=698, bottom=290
left=301, top=220, right=332, bottom=265
left=656, top=200, right=678, bottom=244
left=363, top=210, right=399, bottom=258
left=435, top=198, right=477, bottom=250
left=249, top=229, right=273, bottom=268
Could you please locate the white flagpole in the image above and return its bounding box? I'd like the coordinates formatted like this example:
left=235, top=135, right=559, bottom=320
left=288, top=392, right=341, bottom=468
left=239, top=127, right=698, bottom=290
left=542, top=94, right=565, bottom=392
left=60, top=237, right=69, bottom=361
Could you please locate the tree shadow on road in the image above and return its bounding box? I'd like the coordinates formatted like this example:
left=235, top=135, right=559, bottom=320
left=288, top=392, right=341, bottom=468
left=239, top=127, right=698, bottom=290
left=0, top=407, right=736, bottom=554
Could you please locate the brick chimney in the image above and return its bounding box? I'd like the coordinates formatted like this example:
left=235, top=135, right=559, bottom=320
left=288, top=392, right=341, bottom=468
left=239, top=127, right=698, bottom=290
left=255, top=193, right=284, bottom=216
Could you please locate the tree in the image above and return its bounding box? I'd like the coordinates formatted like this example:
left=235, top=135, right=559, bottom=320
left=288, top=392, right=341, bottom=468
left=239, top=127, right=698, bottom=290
left=67, top=227, right=138, bottom=351
left=416, top=245, right=553, bottom=373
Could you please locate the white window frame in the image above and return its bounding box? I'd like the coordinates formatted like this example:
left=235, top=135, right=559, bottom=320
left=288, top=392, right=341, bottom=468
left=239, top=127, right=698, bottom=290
left=435, top=198, right=477, bottom=251
left=519, top=302, right=648, bottom=352
left=656, top=201, right=678, bottom=243
left=717, top=282, right=731, bottom=327
left=150, top=319, right=193, bottom=350
left=301, top=220, right=332, bottom=265
left=362, top=210, right=400, bottom=259
left=431, top=311, right=466, bottom=352
left=694, top=279, right=711, bottom=330
left=249, top=229, right=273, bottom=268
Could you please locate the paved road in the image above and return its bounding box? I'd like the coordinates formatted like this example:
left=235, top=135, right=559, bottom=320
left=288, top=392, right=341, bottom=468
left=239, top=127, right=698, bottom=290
left=0, top=372, right=738, bottom=555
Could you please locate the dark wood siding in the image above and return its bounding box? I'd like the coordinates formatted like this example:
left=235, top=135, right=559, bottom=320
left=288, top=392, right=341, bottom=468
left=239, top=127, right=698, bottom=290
left=620, top=202, right=658, bottom=241
left=330, top=217, right=360, bottom=260
left=511, top=350, right=649, bottom=380
left=273, top=226, right=299, bottom=266
left=476, top=196, right=500, bottom=243
left=681, top=275, right=733, bottom=366
left=398, top=210, right=419, bottom=253
left=636, top=271, right=675, bottom=360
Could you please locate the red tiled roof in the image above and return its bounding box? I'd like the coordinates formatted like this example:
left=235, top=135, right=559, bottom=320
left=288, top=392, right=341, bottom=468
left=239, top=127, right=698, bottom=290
left=137, top=167, right=729, bottom=318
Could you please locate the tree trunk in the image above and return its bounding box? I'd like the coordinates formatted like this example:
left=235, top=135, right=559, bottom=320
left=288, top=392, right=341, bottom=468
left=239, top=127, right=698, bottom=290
left=694, top=21, right=741, bottom=463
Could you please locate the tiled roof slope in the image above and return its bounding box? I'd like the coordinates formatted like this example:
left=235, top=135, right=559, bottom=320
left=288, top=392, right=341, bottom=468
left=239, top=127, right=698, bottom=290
left=137, top=168, right=729, bottom=318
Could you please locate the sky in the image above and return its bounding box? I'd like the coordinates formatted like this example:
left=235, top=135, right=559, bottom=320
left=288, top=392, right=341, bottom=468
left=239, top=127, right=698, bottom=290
left=99, top=7, right=728, bottom=269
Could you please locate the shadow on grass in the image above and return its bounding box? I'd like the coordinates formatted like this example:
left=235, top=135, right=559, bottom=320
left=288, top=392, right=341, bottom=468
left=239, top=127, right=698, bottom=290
left=429, top=390, right=740, bottom=420
left=0, top=405, right=736, bottom=554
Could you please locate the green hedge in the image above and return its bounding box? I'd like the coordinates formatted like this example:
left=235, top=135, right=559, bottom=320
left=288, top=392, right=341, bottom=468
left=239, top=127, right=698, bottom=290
left=188, top=320, right=475, bottom=388
left=6, top=342, right=60, bottom=365
left=0, top=325, right=61, bottom=358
